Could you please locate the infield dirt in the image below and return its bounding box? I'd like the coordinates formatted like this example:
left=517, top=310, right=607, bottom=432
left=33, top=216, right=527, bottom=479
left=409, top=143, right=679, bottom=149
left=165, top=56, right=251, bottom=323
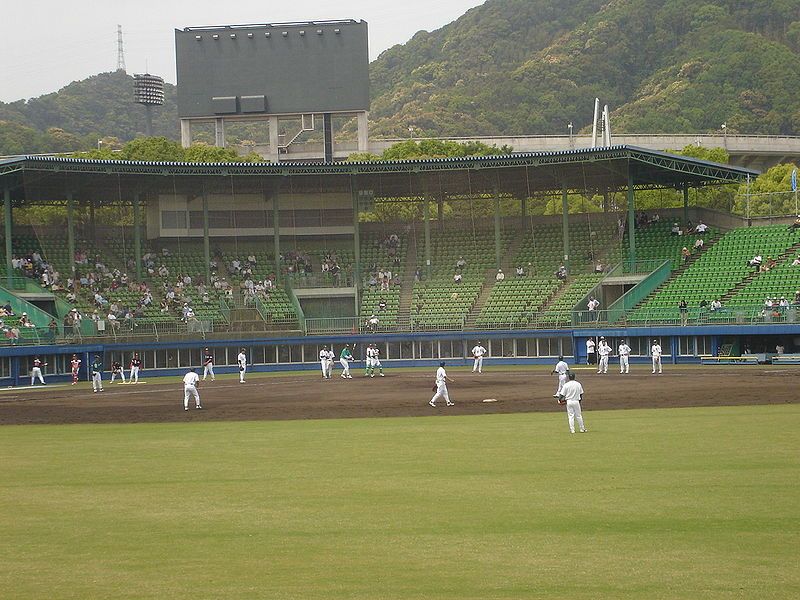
left=0, top=366, right=795, bottom=426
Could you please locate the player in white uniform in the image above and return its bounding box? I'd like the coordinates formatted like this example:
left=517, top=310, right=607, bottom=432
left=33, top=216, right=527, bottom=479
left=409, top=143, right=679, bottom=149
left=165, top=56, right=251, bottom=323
left=558, top=373, right=587, bottom=434
left=471, top=342, right=487, bottom=374
left=30, top=356, right=46, bottom=386
left=586, top=338, right=596, bottom=365
left=325, top=347, right=335, bottom=379
left=429, top=361, right=455, bottom=407
left=237, top=348, right=247, bottom=383
left=551, top=356, right=569, bottom=397
left=597, top=338, right=611, bottom=374
left=618, top=339, right=631, bottom=374
left=183, top=368, right=202, bottom=411
left=320, top=346, right=332, bottom=379
left=366, top=344, right=385, bottom=377
left=651, top=339, right=663, bottom=374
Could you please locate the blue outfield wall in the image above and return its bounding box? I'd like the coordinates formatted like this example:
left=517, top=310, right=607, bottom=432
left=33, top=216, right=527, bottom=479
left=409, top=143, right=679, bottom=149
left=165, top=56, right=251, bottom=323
left=2, top=322, right=800, bottom=387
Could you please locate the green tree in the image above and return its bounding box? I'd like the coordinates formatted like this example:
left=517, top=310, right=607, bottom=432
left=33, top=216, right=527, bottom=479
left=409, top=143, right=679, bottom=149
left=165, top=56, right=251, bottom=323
left=733, top=163, right=800, bottom=217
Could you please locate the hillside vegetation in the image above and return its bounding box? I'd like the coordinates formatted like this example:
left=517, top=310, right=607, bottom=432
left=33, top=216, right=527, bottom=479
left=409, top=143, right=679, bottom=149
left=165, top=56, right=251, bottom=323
left=2, top=1, right=800, bottom=154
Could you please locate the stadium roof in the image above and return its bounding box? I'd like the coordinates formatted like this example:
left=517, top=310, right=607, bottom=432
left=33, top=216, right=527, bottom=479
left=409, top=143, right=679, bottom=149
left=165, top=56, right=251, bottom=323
left=0, top=146, right=759, bottom=205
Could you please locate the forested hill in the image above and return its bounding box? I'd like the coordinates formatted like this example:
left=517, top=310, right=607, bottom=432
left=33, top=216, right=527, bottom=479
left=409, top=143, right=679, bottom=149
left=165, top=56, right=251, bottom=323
left=3, top=0, right=800, bottom=155
left=369, top=0, right=800, bottom=137
left=0, top=71, right=178, bottom=154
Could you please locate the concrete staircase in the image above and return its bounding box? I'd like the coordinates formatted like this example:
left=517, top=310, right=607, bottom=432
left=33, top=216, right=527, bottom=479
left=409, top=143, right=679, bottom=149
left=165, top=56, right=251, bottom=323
left=397, top=231, right=418, bottom=321
left=464, top=234, right=525, bottom=327
left=720, top=239, right=800, bottom=303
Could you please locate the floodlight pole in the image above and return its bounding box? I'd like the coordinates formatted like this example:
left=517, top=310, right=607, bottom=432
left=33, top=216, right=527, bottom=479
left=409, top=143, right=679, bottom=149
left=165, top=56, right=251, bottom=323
left=133, top=193, right=142, bottom=280
left=3, top=188, right=12, bottom=288
left=561, top=184, right=570, bottom=276
left=627, top=170, right=637, bottom=268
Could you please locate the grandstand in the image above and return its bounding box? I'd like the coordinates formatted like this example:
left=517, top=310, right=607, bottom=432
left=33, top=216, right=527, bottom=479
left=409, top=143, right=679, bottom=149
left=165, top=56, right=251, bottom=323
left=4, top=147, right=790, bottom=382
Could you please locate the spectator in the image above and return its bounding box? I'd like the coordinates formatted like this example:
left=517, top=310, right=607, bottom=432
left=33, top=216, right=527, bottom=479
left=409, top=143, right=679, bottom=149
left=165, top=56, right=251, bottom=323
left=795, top=290, right=800, bottom=304
left=788, top=217, right=800, bottom=231
left=694, top=220, right=709, bottom=234
left=671, top=222, right=682, bottom=236
left=556, top=265, right=567, bottom=281
left=368, top=274, right=378, bottom=288
left=776, top=344, right=785, bottom=355
left=453, top=272, right=462, bottom=284
left=495, top=269, right=505, bottom=282
left=378, top=298, right=387, bottom=312
left=594, top=262, right=605, bottom=274
left=19, top=312, right=35, bottom=328
left=516, top=265, right=525, bottom=277
left=3, top=301, right=14, bottom=316
left=681, top=247, right=691, bottom=263
left=693, top=238, right=704, bottom=251
left=414, top=268, right=422, bottom=282
left=367, top=313, right=379, bottom=332
left=107, top=312, right=120, bottom=331
left=792, top=255, right=800, bottom=266
left=748, top=255, right=762, bottom=270
left=456, top=256, right=467, bottom=270
left=587, top=297, right=600, bottom=319
left=764, top=297, right=773, bottom=309
left=710, top=299, right=722, bottom=312
left=679, top=299, right=688, bottom=326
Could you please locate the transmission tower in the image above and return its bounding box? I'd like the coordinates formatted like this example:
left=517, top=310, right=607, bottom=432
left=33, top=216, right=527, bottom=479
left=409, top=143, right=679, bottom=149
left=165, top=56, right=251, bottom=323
left=117, top=25, right=126, bottom=72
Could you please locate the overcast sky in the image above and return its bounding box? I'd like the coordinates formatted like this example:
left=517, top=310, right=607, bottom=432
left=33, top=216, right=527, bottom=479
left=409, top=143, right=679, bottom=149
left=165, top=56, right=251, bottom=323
left=1, top=0, right=486, bottom=103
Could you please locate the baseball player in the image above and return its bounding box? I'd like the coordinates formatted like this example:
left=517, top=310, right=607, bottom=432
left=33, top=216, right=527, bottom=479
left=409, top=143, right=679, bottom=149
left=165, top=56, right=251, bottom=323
left=202, top=348, right=215, bottom=381
left=70, top=354, right=81, bottom=385
left=597, top=337, right=611, bottom=374
left=651, top=339, right=663, bottom=374
left=183, top=368, right=202, bottom=411
left=30, top=356, right=47, bottom=386
left=551, top=355, right=569, bottom=397
left=618, top=339, right=631, bottom=374
left=471, top=342, right=487, bottom=374
left=366, top=344, right=385, bottom=378
left=320, top=346, right=332, bottom=379
left=90, top=355, right=104, bottom=393
left=557, top=373, right=587, bottom=434
left=129, top=353, right=142, bottom=384
left=339, top=344, right=354, bottom=379
left=586, top=337, right=596, bottom=365
left=110, top=360, right=126, bottom=384
left=429, top=361, right=455, bottom=407
left=237, top=348, right=247, bottom=383
left=324, top=347, right=335, bottom=379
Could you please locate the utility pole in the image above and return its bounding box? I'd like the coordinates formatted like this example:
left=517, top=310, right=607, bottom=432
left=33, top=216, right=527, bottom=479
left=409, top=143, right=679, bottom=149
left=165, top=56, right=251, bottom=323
left=117, top=25, right=126, bottom=72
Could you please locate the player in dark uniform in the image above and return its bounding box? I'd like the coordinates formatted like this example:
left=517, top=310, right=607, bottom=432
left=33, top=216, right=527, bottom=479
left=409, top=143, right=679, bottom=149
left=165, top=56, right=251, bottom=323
left=202, top=347, right=215, bottom=381
left=31, top=356, right=47, bottom=386
left=111, top=360, right=126, bottom=384
left=129, top=353, right=142, bottom=384
left=91, top=355, right=104, bottom=393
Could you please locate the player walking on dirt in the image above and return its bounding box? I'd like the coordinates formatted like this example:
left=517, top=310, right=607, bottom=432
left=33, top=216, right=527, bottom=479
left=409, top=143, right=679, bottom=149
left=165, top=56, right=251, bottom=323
left=183, top=368, right=202, bottom=411
left=558, top=373, right=587, bottom=434
left=429, top=361, right=455, bottom=407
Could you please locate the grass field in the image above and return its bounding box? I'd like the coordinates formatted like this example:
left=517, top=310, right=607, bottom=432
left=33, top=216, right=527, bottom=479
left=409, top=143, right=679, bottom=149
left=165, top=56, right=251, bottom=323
left=1, top=405, right=798, bottom=599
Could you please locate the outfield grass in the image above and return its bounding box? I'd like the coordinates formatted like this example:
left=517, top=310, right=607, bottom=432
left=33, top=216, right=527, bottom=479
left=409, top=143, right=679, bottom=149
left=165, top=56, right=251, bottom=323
left=1, top=405, right=798, bottom=599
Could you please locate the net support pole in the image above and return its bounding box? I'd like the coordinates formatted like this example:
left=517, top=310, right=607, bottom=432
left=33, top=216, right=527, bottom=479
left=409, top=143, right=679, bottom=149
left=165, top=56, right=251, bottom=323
left=423, top=194, right=432, bottom=278
left=494, top=185, right=502, bottom=270
left=521, top=195, right=527, bottom=220
left=273, top=191, right=280, bottom=284
left=351, top=179, right=361, bottom=308
left=561, top=184, right=570, bottom=276
left=683, top=185, right=690, bottom=226
left=627, top=170, right=637, bottom=267
left=4, top=187, right=12, bottom=288
left=202, top=191, right=211, bottom=285
left=66, top=191, right=76, bottom=276
left=133, top=192, right=142, bottom=281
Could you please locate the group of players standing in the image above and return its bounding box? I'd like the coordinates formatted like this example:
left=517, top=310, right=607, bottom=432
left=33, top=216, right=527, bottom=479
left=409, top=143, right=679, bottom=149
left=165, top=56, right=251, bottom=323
left=585, top=337, right=663, bottom=374
left=318, top=344, right=386, bottom=379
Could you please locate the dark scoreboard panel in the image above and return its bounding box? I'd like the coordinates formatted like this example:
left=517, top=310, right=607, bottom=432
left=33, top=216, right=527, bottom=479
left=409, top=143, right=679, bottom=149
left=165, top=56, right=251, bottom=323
left=175, top=20, right=369, bottom=119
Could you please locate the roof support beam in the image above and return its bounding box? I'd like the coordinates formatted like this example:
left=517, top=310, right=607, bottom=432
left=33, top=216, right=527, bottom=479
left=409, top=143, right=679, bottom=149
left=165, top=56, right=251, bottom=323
left=4, top=187, right=12, bottom=288
left=627, top=168, right=636, bottom=268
